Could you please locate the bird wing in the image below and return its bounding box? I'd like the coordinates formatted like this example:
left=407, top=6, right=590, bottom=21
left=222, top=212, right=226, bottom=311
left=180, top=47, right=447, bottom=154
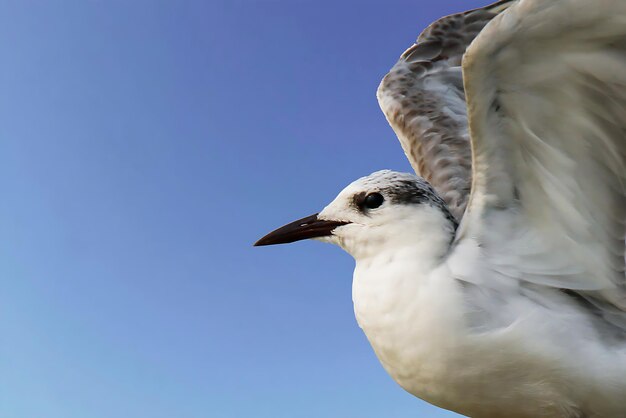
left=458, top=0, right=626, bottom=313
left=377, top=0, right=515, bottom=220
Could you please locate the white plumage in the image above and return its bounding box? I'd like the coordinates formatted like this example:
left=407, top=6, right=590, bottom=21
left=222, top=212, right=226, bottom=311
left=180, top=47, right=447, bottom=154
left=256, top=0, right=626, bottom=416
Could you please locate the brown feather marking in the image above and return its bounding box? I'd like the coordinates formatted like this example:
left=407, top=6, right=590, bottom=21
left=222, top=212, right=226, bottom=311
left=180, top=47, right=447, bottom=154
left=378, top=0, right=515, bottom=220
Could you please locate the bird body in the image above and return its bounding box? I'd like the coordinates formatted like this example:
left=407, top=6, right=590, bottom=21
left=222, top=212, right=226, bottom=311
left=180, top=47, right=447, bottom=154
left=256, top=0, right=626, bottom=416
left=355, top=244, right=626, bottom=418
left=356, top=236, right=626, bottom=418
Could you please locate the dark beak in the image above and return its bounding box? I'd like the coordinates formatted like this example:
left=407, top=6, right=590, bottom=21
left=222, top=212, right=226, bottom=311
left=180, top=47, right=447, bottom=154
left=254, top=213, right=349, bottom=246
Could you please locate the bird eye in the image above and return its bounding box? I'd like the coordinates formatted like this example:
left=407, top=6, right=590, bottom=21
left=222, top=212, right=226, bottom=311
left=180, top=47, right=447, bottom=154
left=363, top=192, right=384, bottom=209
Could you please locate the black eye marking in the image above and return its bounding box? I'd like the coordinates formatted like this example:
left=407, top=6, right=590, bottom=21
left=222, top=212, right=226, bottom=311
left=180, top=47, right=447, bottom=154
left=357, top=192, right=384, bottom=210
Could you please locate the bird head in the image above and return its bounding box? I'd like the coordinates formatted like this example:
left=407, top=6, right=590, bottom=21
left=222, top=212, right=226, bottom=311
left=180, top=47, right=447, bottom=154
left=255, top=170, right=457, bottom=260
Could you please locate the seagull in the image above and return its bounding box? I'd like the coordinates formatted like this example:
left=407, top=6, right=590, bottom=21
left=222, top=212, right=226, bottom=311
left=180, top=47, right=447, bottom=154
left=255, top=0, right=626, bottom=416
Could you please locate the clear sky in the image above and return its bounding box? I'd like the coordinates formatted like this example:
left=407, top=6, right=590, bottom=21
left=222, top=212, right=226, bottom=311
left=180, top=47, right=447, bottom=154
left=0, top=1, right=488, bottom=417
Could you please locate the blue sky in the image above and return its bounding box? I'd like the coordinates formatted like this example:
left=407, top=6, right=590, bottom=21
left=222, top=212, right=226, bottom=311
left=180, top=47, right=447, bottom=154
left=0, top=1, right=487, bottom=417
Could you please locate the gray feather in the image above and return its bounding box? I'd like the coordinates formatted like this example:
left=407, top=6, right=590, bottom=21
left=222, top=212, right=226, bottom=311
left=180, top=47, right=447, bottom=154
left=377, top=0, right=515, bottom=220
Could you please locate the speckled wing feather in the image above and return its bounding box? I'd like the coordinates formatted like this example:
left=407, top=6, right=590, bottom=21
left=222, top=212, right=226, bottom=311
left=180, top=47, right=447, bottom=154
left=377, top=0, right=514, bottom=220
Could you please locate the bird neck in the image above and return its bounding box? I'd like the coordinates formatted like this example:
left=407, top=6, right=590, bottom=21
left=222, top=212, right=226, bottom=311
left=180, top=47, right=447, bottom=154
left=350, top=206, right=458, bottom=337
